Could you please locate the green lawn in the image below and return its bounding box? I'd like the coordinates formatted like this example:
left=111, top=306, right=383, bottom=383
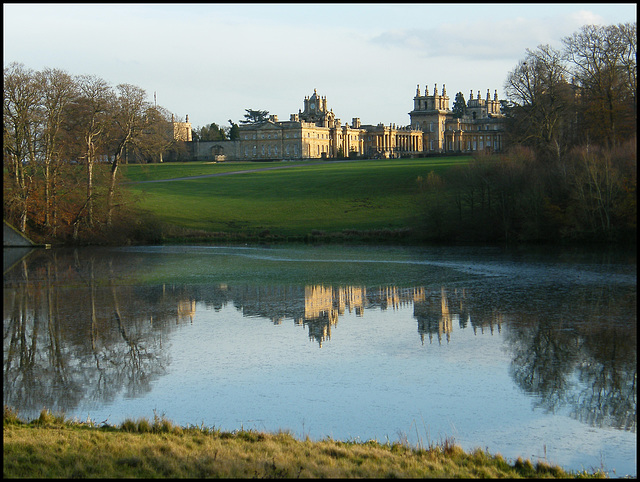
left=121, top=160, right=269, bottom=182
left=121, top=157, right=471, bottom=237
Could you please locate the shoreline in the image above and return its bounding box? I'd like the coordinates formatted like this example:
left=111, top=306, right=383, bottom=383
left=4, top=408, right=610, bottom=479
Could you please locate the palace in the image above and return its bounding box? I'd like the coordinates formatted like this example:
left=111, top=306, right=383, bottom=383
left=410, top=84, right=504, bottom=153
left=183, top=85, right=505, bottom=162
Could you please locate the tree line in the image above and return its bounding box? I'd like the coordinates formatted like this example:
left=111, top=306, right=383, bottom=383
left=4, top=62, right=187, bottom=242
left=192, top=120, right=240, bottom=142
left=419, top=22, right=636, bottom=244
left=191, top=109, right=268, bottom=141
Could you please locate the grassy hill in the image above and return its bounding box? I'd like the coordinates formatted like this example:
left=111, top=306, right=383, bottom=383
left=120, top=157, right=471, bottom=242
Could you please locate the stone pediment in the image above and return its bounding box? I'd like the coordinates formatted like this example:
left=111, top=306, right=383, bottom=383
left=238, top=120, right=281, bottom=131
left=255, top=121, right=281, bottom=130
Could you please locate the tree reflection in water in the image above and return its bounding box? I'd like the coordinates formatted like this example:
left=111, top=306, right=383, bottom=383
left=3, top=247, right=636, bottom=433
left=504, top=284, right=636, bottom=432
left=4, top=250, right=170, bottom=418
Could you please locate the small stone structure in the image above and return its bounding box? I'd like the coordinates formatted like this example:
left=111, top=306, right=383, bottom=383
left=3, top=221, right=37, bottom=274
left=3, top=220, right=34, bottom=247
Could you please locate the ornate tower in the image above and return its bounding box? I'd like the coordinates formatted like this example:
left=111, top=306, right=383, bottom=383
left=409, top=84, right=450, bottom=152
left=300, top=89, right=334, bottom=127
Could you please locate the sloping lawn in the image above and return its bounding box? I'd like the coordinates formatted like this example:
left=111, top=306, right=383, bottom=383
left=122, top=158, right=470, bottom=236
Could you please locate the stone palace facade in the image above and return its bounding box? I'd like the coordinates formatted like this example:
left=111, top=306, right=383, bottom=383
left=181, top=85, right=505, bottom=162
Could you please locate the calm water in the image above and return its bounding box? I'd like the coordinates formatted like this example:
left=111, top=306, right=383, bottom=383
left=3, top=244, right=636, bottom=476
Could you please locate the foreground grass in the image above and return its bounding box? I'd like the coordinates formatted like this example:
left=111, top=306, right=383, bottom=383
left=4, top=408, right=605, bottom=478
left=120, top=157, right=470, bottom=241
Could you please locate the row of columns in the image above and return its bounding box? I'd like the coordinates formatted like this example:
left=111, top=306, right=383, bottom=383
left=338, top=133, right=364, bottom=156
left=375, top=132, right=421, bottom=152
left=444, top=131, right=502, bottom=152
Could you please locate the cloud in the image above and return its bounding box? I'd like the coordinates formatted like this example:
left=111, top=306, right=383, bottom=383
left=567, top=9, right=608, bottom=26
left=369, top=10, right=611, bottom=61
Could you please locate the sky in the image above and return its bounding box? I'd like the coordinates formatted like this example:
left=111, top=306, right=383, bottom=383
left=4, top=3, right=637, bottom=130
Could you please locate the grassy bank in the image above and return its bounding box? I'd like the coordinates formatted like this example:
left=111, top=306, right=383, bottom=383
left=120, top=158, right=470, bottom=243
left=4, top=408, right=605, bottom=478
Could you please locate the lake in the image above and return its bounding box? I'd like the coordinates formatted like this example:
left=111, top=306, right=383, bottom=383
left=3, top=244, right=636, bottom=477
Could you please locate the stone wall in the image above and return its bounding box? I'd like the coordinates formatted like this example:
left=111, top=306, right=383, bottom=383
left=190, top=140, right=238, bottom=161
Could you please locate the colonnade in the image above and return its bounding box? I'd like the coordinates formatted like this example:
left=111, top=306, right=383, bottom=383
left=373, top=131, right=421, bottom=153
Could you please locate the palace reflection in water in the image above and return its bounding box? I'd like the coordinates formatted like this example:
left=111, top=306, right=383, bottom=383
left=3, top=247, right=636, bottom=441
left=175, top=284, right=495, bottom=348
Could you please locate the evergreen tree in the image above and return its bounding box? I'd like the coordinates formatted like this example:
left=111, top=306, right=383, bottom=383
left=196, top=122, right=226, bottom=141
left=452, top=92, right=466, bottom=118
left=228, top=120, right=240, bottom=141
left=239, top=109, right=269, bottom=125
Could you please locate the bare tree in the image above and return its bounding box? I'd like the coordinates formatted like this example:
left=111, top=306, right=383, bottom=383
left=107, top=83, right=149, bottom=225
left=135, top=105, right=176, bottom=163
left=563, top=23, right=637, bottom=146
left=567, top=143, right=624, bottom=237
left=74, top=75, right=113, bottom=227
left=618, top=23, right=637, bottom=119
left=504, top=45, right=575, bottom=162
left=36, top=68, right=77, bottom=233
left=3, top=62, right=42, bottom=232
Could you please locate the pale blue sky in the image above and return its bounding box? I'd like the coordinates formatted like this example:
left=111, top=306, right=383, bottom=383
left=4, top=3, right=637, bottom=129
